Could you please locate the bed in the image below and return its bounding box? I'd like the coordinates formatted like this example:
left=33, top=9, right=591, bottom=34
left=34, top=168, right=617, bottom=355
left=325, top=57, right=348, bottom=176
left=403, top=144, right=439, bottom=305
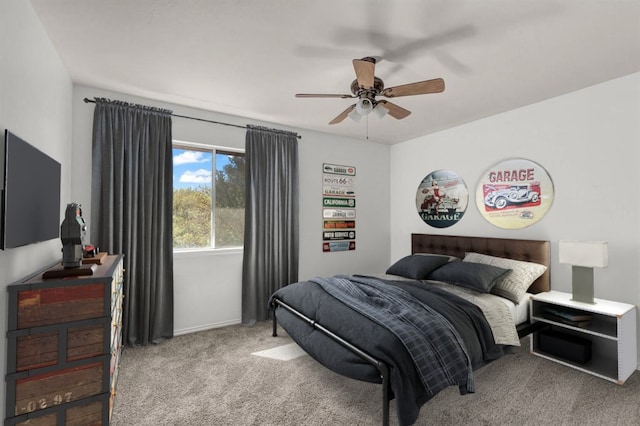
left=270, top=233, right=550, bottom=426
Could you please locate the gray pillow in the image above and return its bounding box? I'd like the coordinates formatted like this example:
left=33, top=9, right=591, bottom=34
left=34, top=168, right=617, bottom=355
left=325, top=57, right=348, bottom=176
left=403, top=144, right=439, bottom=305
left=463, top=252, right=547, bottom=303
left=415, top=252, right=461, bottom=263
left=426, top=261, right=511, bottom=293
left=386, top=255, right=451, bottom=280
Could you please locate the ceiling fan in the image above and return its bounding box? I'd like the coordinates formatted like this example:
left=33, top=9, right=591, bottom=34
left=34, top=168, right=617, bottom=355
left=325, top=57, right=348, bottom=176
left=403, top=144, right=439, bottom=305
left=295, top=57, right=445, bottom=125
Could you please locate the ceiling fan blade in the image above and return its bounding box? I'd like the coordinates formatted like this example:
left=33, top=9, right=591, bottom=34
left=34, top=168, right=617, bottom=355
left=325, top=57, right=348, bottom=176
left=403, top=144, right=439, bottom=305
left=296, top=93, right=355, bottom=99
left=378, top=100, right=411, bottom=120
left=382, top=78, right=445, bottom=98
left=352, top=58, right=375, bottom=89
left=329, top=104, right=356, bottom=125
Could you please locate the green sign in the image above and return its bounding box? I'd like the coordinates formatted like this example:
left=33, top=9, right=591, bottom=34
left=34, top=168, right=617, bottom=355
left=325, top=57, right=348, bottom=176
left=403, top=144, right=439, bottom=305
left=323, top=197, right=356, bottom=208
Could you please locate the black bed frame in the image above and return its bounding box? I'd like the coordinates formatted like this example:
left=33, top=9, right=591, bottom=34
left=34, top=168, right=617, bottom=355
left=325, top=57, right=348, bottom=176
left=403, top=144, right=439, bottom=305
left=271, top=298, right=544, bottom=426
left=271, top=299, right=392, bottom=425
left=270, top=233, right=551, bottom=426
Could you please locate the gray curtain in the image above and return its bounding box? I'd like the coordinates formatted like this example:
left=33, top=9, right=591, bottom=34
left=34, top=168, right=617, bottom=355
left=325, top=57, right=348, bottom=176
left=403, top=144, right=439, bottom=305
left=91, top=98, right=174, bottom=345
left=242, top=125, right=299, bottom=325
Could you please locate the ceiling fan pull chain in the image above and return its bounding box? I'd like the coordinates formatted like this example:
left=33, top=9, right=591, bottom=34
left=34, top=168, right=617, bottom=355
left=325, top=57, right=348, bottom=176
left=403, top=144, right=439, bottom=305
left=366, top=115, right=369, bottom=140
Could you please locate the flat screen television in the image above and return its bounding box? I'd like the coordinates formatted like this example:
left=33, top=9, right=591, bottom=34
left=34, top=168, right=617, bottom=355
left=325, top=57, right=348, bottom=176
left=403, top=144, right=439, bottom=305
left=1, top=130, right=61, bottom=249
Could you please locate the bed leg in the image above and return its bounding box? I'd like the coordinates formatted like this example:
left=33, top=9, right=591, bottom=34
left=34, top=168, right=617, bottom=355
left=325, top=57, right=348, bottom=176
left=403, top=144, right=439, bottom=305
left=380, top=363, right=390, bottom=426
left=271, top=303, right=278, bottom=337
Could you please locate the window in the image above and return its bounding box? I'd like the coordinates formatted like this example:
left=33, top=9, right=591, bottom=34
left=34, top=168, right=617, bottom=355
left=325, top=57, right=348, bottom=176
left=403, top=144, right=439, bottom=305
left=172, top=142, right=245, bottom=250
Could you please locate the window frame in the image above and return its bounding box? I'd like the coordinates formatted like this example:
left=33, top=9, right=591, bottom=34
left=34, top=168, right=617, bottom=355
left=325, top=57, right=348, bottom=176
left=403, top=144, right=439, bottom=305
left=172, top=139, right=245, bottom=253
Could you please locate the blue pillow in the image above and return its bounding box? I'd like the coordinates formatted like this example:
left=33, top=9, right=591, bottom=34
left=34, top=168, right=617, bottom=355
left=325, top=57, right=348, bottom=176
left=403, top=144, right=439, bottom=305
left=426, top=261, right=511, bottom=293
left=386, top=255, right=451, bottom=280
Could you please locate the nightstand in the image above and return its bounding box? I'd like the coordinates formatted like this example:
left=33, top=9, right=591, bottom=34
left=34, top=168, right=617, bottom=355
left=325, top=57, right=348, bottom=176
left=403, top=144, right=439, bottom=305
left=530, top=290, right=637, bottom=384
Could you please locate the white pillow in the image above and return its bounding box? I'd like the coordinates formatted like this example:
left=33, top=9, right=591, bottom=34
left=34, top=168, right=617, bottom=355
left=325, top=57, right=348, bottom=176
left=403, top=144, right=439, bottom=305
left=463, top=252, right=547, bottom=303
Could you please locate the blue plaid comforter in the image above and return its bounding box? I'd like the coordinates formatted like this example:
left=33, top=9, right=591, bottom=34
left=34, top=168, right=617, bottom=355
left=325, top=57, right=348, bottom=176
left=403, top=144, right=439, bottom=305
left=311, top=275, right=474, bottom=397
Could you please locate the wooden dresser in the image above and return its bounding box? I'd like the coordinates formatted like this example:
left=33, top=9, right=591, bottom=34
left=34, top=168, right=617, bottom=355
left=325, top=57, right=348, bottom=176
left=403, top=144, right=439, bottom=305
left=5, top=254, right=124, bottom=425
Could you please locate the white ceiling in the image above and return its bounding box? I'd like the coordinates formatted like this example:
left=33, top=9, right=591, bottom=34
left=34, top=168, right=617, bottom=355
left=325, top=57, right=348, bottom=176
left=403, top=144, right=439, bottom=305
left=29, top=0, right=640, bottom=145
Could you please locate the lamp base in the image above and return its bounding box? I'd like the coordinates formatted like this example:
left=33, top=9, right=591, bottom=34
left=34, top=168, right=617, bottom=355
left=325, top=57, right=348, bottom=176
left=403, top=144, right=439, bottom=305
left=571, top=265, right=595, bottom=304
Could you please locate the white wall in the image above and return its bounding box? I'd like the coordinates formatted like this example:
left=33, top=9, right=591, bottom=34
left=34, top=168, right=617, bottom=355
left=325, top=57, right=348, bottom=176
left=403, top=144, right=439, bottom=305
left=72, top=85, right=390, bottom=334
left=0, top=0, right=74, bottom=418
left=390, top=72, right=640, bottom=362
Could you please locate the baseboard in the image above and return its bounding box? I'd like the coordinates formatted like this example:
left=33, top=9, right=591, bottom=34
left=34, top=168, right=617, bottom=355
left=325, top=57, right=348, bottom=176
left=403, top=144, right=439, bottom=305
left=174, top=319, right=241, bottom=336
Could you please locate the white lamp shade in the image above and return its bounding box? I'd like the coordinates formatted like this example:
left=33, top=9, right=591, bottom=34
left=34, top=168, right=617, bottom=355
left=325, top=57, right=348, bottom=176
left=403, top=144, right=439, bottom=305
left=559, top=240, right=608, bottom=268
left=348, top=108, right=362, bottom=122
left=373, top=102, right=389, bottom=118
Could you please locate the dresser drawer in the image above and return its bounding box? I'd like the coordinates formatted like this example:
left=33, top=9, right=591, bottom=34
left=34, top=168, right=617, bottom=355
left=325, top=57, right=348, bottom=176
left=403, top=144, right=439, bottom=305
left=16, top=284, right=106, bottom=329
left=5, top=393, right=109, bottom=426
left=11, top=320, right=108, bottom=372
left=8, top=359, right=108, bottom=418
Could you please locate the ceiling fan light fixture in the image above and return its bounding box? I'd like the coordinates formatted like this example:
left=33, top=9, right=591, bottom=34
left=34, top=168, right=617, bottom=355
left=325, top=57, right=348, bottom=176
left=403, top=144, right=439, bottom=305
left=355, top=98, right=373, bottom=116
left=373, top=102, right=389, bottom=119
left=348, top=108, right=362, bottom=122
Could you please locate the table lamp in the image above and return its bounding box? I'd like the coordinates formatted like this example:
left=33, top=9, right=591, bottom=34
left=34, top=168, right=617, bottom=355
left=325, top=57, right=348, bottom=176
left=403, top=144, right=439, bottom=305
left=559, top=240, right=608, bottom=304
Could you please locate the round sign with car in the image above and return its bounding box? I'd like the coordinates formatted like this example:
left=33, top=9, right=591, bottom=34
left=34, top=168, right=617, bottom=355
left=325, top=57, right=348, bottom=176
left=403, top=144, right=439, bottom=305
left=476, top=158, right=554, bottom=229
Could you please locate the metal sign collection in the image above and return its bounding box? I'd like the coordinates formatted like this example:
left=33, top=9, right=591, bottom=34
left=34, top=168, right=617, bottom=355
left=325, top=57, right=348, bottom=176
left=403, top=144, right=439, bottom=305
left=414, top=158, right=554, bottom=230
left=320, top=158, right=553, bottom=254
left=322, top=163, right=356, bottom=252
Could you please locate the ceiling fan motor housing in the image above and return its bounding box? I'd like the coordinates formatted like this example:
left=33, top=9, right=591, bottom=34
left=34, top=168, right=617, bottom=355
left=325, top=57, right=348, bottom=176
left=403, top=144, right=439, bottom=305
left=350, top=77, right=385, bottom=97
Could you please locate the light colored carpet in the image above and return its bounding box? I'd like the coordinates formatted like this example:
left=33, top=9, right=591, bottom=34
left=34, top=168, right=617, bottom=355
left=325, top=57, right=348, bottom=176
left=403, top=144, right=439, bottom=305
left=110, top=321, right=640, bottom=425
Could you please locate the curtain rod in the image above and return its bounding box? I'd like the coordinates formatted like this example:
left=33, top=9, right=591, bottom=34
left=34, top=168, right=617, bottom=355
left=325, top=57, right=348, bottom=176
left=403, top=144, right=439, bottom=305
left=83, top=98, right=301, bottom=139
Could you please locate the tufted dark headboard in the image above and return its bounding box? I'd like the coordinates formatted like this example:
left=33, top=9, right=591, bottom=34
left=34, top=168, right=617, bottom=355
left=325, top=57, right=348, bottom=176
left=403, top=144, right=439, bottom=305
left=411, top=233, right=550, bottom=294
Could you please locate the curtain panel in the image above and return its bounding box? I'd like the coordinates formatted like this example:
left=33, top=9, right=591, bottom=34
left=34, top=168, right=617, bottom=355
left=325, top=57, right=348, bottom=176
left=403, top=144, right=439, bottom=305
left=91, top=98, right=174, bottom=345
left=242, top=125, right=299, bottom=325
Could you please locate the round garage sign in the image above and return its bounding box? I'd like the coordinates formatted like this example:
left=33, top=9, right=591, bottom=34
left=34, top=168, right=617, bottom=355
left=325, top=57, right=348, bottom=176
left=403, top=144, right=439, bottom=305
left=415, top=169, right=468, bottom=228
left=476, top=158, right=554, bottom=229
